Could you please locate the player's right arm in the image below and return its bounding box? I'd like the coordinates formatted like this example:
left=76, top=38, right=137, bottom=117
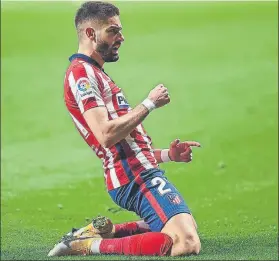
left=83, top=85, right=170, bottom=148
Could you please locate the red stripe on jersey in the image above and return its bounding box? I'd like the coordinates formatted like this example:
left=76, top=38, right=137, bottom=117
left=83, top=96, right=98, bottom=108
left=114, top=160, right=132, bottom=184
left=105, top=168, right=113, bottom=191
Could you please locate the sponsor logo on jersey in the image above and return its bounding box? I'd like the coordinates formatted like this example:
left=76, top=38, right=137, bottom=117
left=116, top=93, right=129, bottom=108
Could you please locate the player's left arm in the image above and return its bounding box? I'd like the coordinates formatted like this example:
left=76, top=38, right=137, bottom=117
left=153, top=139, right=201, bottom=163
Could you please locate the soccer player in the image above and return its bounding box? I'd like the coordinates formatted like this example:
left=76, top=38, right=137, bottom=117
left=48, top=1, right=201, bottom=257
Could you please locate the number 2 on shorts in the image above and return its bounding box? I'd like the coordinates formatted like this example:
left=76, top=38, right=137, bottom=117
left=151, top=177, right=171, bottom=196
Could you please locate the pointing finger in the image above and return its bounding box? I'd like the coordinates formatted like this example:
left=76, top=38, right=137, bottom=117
left=182, top=141, right=201, bottom=148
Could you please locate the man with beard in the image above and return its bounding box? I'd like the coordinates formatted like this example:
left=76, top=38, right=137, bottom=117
left=48, top=1, right=201, bottom=257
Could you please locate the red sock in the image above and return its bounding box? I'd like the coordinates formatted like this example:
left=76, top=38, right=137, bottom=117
left=99, top=232, right=173, bottom=256
left=114, top=221, right=150, bottom=238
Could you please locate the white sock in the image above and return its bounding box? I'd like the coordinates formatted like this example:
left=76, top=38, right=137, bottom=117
left=90, top=239, right=102, bottom=254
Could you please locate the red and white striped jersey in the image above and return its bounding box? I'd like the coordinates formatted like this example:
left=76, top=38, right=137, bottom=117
left=64, top=53, right=158, bottom=191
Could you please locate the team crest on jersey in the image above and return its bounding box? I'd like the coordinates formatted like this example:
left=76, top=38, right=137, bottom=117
left=116, top=93, right=129, bottom=108
left=167, top=193, right=182, bottom=205
left=76, top=78, right=94, bottom=99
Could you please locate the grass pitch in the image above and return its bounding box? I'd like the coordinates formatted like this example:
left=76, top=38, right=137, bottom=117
left=1, top=1, right=278, bottom=260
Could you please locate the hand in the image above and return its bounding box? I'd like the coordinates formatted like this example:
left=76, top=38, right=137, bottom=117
left=169, top=139, right=201, bottom=163
left=148, top=84, right=170, bottom=108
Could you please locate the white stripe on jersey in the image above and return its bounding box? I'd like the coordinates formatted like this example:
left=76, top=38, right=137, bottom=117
left=104, top=148, right=120, bottom=188
left=69, top=113, right=89, bottom=138
left=69, top=72, right=85, bottom=113
left=82, top=63, right=105, bottom=107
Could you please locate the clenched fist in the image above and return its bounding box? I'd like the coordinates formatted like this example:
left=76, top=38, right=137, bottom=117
left=148, top=84, right=170, bottom=108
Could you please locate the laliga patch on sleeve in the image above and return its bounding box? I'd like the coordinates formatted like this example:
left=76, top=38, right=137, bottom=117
left=76, top=77, right=95, bottom=100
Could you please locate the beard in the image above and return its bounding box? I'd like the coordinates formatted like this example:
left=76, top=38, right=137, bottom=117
left=96, top=39, right=120, bottom=63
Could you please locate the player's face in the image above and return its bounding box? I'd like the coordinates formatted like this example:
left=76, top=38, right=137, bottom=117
left=96, top=16, right=124, bottom=62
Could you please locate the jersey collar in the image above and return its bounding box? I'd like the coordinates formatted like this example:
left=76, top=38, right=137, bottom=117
left=69, top=53, right=103, bottom=71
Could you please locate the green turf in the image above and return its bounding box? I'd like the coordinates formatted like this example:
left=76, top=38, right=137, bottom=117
left=1, top=1, right=278, bottom=260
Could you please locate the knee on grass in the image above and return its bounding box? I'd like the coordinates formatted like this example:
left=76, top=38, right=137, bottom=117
left=171, top=232, right=201, bottom=256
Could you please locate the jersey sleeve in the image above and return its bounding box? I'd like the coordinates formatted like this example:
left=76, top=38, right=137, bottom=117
left=69, top=63, right=105, bottom=113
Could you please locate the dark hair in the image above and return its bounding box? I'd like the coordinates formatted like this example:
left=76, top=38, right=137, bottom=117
left=75, top=1, right=120, bottom=28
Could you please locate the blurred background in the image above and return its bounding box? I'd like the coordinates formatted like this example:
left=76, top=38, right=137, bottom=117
left=1, top=1, right=278, bottom=260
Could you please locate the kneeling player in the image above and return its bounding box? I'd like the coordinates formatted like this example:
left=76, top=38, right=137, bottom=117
left=48, top=1, right=201, bottom=257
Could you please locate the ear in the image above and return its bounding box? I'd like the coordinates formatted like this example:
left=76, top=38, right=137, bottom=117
left=85, top=27, right=96, bottom=42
